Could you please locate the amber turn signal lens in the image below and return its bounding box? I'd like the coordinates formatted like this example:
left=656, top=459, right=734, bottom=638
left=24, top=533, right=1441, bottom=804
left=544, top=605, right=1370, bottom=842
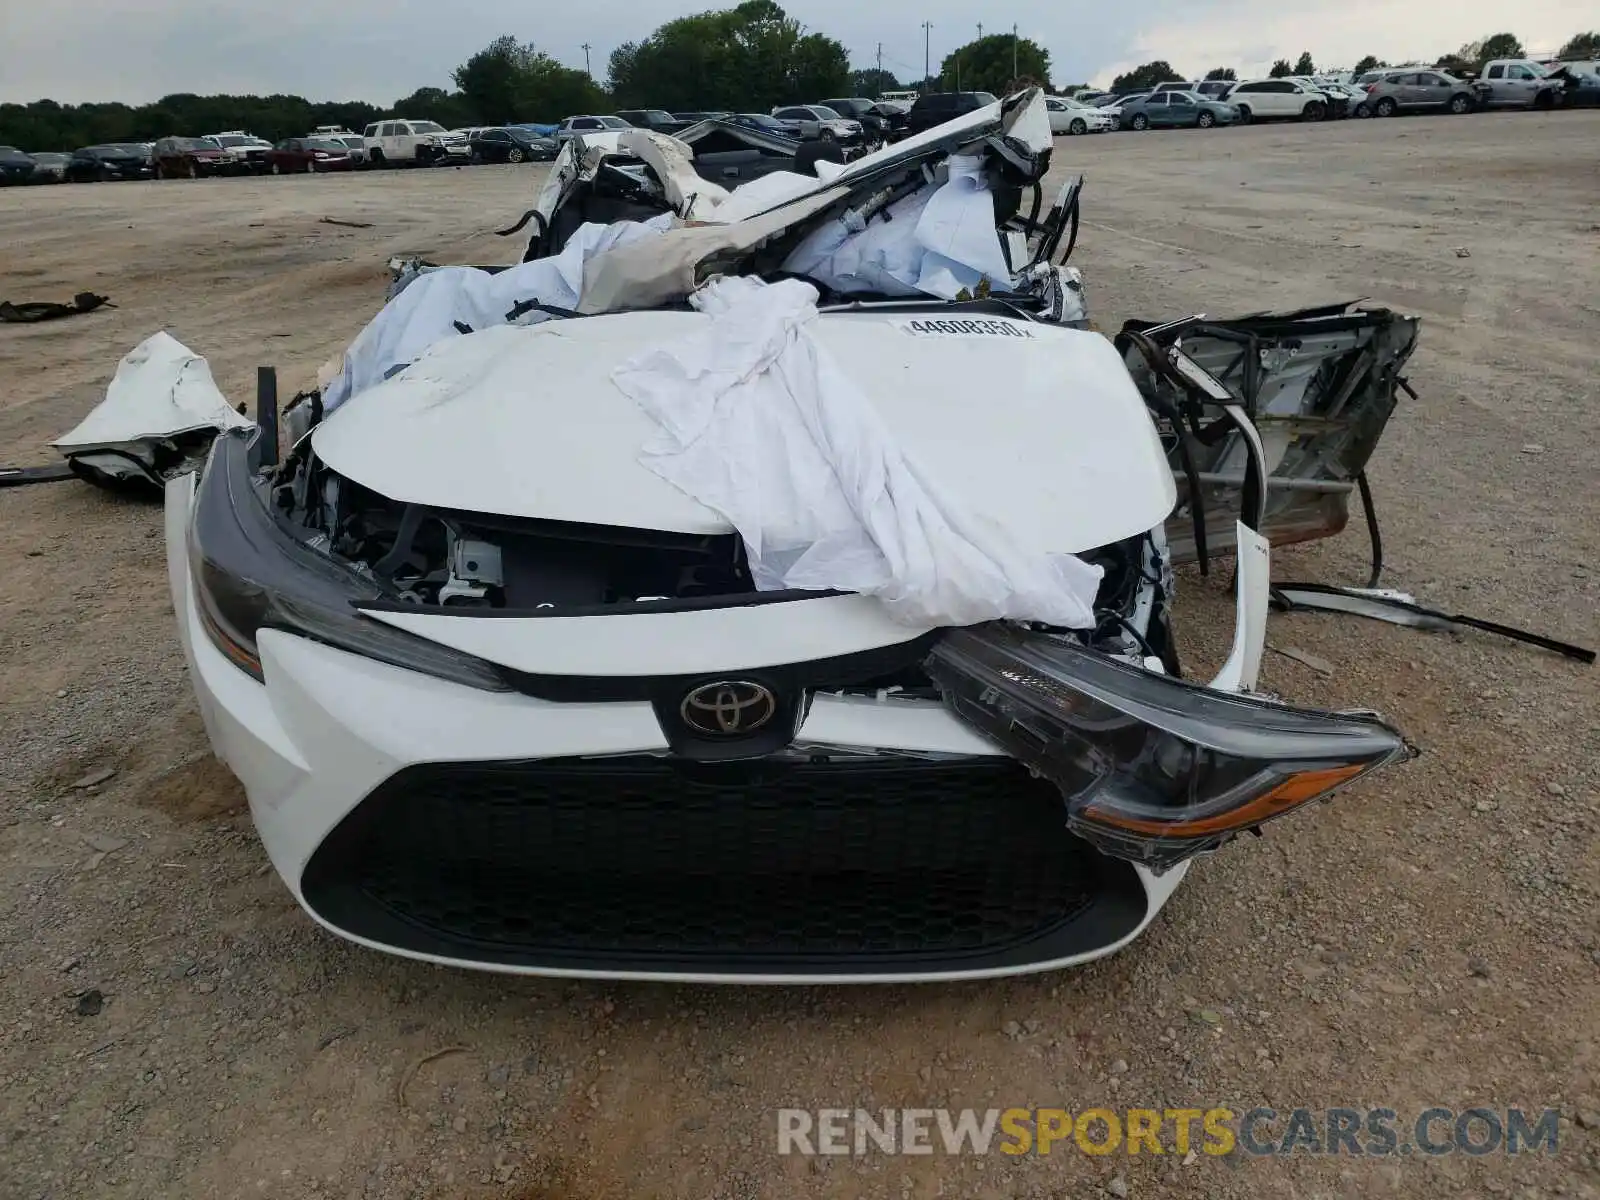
left=1086, top=763, right=1367, bottom=837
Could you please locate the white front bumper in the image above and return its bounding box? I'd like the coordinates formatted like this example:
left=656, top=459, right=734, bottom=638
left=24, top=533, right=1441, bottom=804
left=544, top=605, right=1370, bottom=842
left=164, top=474, right=1189, bottom=983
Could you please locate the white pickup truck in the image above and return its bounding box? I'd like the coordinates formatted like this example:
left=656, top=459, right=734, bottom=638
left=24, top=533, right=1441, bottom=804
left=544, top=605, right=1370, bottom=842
left=1478, top=59, right=1565, bottom=109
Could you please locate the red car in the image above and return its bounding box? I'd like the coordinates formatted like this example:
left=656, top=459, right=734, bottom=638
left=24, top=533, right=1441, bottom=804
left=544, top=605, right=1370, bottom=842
left=265, top=137, right=356, bottom=174
left=152, top=136, right=230, bottom=179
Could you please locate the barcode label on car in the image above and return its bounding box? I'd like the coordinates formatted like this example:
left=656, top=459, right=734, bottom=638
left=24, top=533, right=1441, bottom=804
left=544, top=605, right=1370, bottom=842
left=892, top=317, right=1037, bottom=339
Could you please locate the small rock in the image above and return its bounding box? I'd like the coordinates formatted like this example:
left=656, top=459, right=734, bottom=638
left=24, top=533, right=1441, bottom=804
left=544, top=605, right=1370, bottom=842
left=1475, top=800, right=1496, bottom=813
left=1546, top=782, right=1566, bottom=797
left=72, top=768, right=117, bottom=789
left=452, top=1117, right=467, bottom=1134
left=1183, top=1150, right=1199, bottom=1167
left=75, top=989, right=104, bottom=1017
left=1192, top=1008, right=1223, bottom=1027
left=1454, top=247, right=1471, bottom=258
left=1574, top=1111, right=1600, bottom=1131
left=1109, top=1059, right=1128, bottom=1076
left=1002, top=1020, right=1022, bottom=1039
left=56, top=689, right=68, bottom=699
left=1468, top=957, right=1491, bottom=979
left=1107, top=1175, right=1130, bottom=1198
left=1520, top=444, right=1545, bottom=455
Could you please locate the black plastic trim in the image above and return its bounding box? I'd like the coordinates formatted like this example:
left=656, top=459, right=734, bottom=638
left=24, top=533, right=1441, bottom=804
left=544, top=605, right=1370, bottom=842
left=353, top=586, right=845, bottom=620
left=300, top=756, right=1149, bottom=977
left=494, top=630, right=943, bottom=703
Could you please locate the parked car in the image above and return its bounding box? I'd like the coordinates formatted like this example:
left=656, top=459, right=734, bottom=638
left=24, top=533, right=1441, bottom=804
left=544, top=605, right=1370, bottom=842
left=1479, top=59, right=1566, bottom=109
left=1309, top=81, right=1366, bottom=116
left=1553, top=66, right=1600, bottom=106
left=1151, top=81, right=1200, bottom=95
left=726, top=113, right=803, bottom=138
left=65, top=144, right=154, bottom=182
left=0, top=146, right=36, bottom=184
left=613, top=110, right=692, bottom=136
left=905, top=91, right=999, bottom=135
left=1224, top=79, right=1331, bottom=122
left=1045, top=95, right=1114, bottom=134
left=1072, top=90, right=1112, bottom=105
left=554, top=115, right=634, bottom=145
left=469, top=127, right=558, bottom=163
left=1119, top=91, right=1239, bottom=130
left=1362, top=71, right=1479, bottom=117
left=27, top=151, right=69, bottom=183
left=324, top=135, right=368, bottom=166
left=266, top=137, right=358, bottom=174
left=152, top=136, right=231, bottom=178
left=202, top=132, right=273, bottom=173
left=1193, top=80, right=1236, bottom=99
left=362, top=119, right=469, bottom=166
left=817, top=97, right=898, bottom=142
left=771, top=105, right=862, bottom=143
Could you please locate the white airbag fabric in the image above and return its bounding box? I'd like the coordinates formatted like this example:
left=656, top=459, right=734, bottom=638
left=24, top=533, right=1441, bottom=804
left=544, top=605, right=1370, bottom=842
left=782, top=154, right=1014, bottom=299
left=320, top=216, right=673, bottom=413
left=54, top=331, right=251, bottom=450
left=612, top=277, right=1102, bottom=629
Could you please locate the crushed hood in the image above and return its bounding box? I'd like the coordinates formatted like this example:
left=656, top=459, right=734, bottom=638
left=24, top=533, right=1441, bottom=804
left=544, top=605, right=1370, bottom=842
left=311, top=308, right=1176, bottom=557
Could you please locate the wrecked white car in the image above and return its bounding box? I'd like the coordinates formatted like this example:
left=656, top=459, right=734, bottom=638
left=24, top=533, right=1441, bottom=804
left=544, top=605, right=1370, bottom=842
left=152, top=92, right=1424, bottom=982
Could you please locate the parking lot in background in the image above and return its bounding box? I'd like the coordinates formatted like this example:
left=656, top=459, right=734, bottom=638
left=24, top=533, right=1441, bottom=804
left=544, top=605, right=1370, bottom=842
left=1, top=112, right=1597, bottom=1199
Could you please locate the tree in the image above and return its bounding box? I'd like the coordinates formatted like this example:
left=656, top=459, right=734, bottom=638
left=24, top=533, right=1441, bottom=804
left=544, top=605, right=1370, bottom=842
left=1293, top=51, right=1315, bottom=75
left=1557, top=31, right=1600, bottom=59
left=1353, top=54, right=1381, bottom=75
left=850, top=68, right=900, bottom=97
left=1204, top=67, right=1237, bottom=81
left=609, top=2, right=849, bottom=112
left=452, top=36, right=603, bottom=125
left=1110, top=61, right=1181, bottom=92
left=393, top=86, right=475, bottom=130
left=1478, top=32, right=1526, bottom=61
left=1268, top=59, right=1293, bottom=78
left=938, top=33, right=1051, bottom=95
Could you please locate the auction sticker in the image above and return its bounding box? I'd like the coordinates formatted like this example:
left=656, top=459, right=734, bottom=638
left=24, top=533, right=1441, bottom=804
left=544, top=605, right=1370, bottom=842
left=891, top=317, right=1037, bottom=339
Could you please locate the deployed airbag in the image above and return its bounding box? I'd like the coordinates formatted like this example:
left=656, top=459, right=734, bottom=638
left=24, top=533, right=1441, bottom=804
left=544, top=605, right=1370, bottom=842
left=320, top=215, right=674, bottom=413
left=612, top=276, right=1103, bottom=629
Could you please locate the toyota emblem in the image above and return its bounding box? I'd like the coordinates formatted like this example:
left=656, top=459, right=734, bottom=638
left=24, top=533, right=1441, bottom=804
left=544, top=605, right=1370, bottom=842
left=679, top=680, right=778, bottom=736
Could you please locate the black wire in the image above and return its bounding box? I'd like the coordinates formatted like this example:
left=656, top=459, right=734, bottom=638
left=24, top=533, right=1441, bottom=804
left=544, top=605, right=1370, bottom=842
left=1357, top=470, right=1384, bottom=589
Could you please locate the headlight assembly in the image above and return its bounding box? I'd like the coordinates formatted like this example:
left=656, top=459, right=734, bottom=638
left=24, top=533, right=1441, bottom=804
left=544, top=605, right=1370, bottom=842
left=925, top=625, right=1414, bottom=870
left=188, top=431, right=508, bottom=691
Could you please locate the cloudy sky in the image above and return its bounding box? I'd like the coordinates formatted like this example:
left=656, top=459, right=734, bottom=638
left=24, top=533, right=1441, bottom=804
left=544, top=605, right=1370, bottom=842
left=3, top=0, right=1593, bottom=104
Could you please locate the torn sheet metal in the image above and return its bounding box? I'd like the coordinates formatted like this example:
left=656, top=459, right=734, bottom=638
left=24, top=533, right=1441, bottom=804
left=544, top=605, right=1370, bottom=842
left=53, top=332, right=251, bottom=491
left=611, top=275, right=1104, bottom=629
left=1119, top=304, right=1420, bottom=568
left=1271, top=584, right=1596, bottom=664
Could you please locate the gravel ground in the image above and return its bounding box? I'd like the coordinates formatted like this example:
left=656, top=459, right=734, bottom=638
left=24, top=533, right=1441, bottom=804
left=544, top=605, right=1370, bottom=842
left=1, top=112, right=1597, bottom=1200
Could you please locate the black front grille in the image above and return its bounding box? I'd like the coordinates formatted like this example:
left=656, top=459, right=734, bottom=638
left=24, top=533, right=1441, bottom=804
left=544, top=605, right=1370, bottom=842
left=301, top=757, right=1146, bottom=975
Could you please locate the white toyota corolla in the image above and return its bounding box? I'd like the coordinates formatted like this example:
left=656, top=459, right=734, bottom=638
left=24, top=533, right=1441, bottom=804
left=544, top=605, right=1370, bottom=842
left=146, top=92, right=1414, bottom=982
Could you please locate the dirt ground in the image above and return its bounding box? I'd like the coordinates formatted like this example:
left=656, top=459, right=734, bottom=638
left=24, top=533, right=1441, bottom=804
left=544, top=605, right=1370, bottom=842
left=1, top=112, right=1597, bottom=1200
